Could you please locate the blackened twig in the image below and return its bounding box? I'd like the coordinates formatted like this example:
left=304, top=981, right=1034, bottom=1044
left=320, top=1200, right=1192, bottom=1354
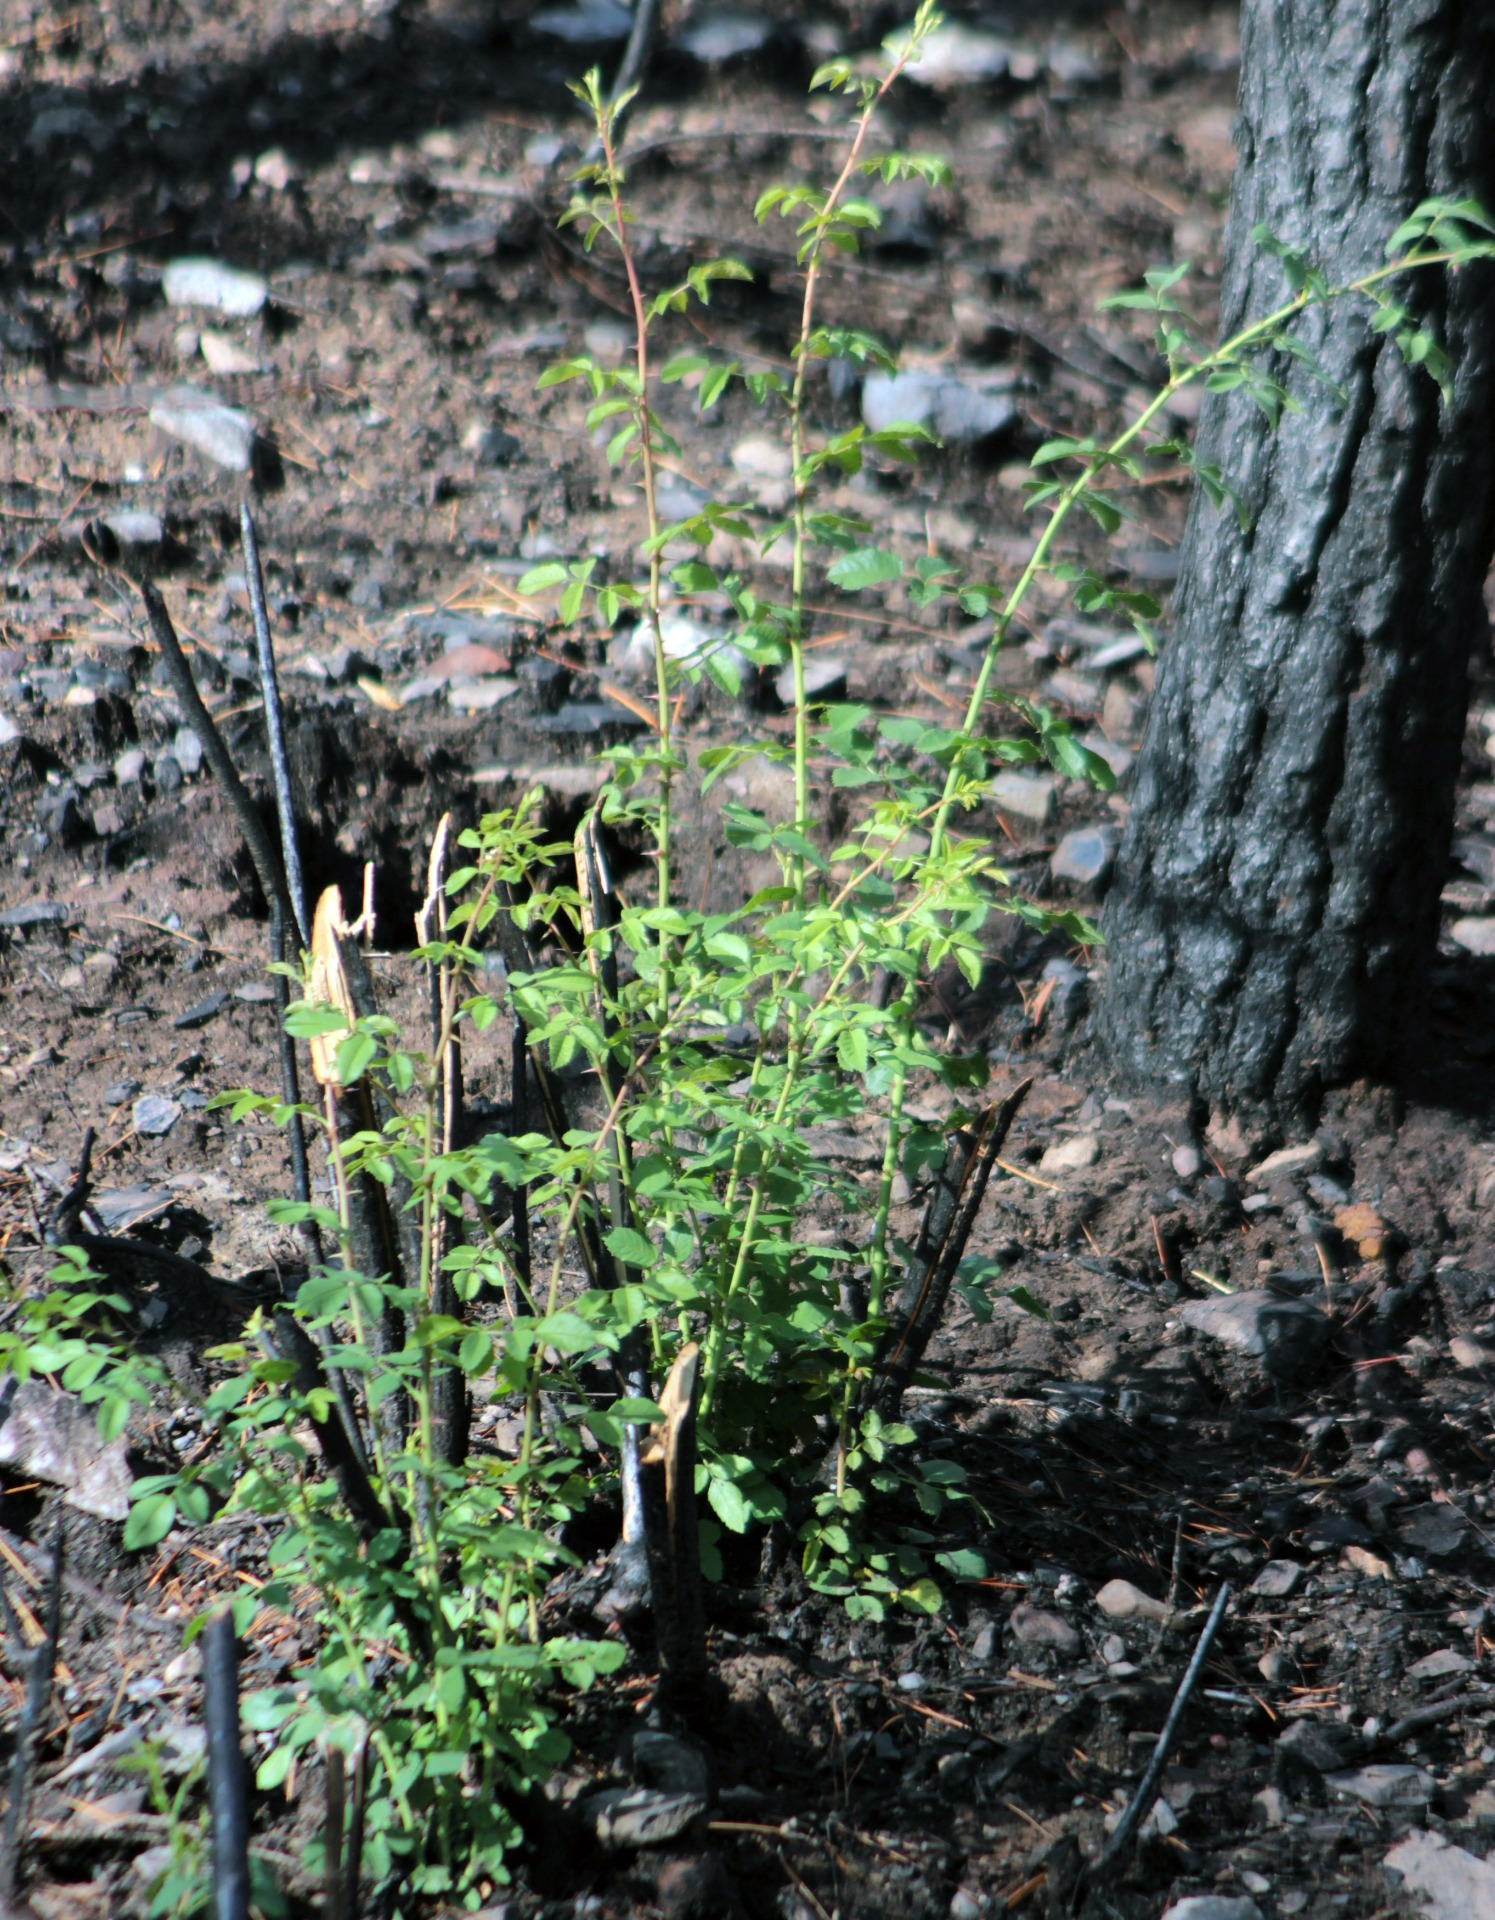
left=1090, top=1581, right=1232, bottom=1886
left=48, top=1127, right=97, bottom=1242
left=324, top=1745, right=346, bottom=1920
left=608, top=0, right=663, bottom=117
left=343, top=1733, right=367, bottom=1920
left=203, top=1608, right=250, bottom=1920
left=872, top=1077, right=1032, bottom=1418
left=241, top=505, right=308, bottom=947
left=138, top=582, right=294, bottom=935
left=0, top=1521, right=64, bottom=1909
left=266, top=1309, right=399, bottom=1548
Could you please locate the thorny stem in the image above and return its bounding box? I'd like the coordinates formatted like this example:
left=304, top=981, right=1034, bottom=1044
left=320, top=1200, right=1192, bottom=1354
left=596, top=92, right=676, bottom=1007
left=787, top=29, right=927, bottom=907
left=928, top=243, right=1488, bottom=862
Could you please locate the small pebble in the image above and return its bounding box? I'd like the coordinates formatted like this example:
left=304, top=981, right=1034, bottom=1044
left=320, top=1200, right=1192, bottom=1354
left=133, top=1093, right=181, bottom=1137
left=1095, top=1578, right=1170, bottom=1624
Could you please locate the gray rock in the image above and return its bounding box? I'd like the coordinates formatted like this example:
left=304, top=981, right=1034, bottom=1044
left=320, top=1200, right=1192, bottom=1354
left=632, top=1730, right=711, bottom=1799
left=133, top=1093, right=182, bottom=1137
left=1276, top=1720, right=1358, bottom=1777
left=1249, top=1559, right=1304, bottom=1598
left=1045, top=39, right=1108, bottom=86
left=1160, top=1901, right=1263, bottom=1920
left=1041, top=956, right=1089, bottom=1027
left=161, top=258, right=269, bottom=317
left=462, top=422, right=522, bottom=465
left=1398, top=1503, right=1467, bottom=1557
left=0, top=901, right=68, bottom=930
left=103, top=1080, right=142, bottom=1105
left=531, top=2, right=632, bottom=42
left=448, top=676, right=520, bottom=712
left=862, top=368, right=1018, bottom=445
left=0, top=1379, right=132, bottom=1519
left=1172, top=1144, right=1203, bottom=1179
left=990, top=770, right=1054, bottom=823
left=173, top=990, right=227, bottom=1030
left=1328, top=1764, right=1434, bottom=1809
left=172, top=727, right=204, bottom=776
left=536, top=701, right=649, bottom=735
left=1009, top=1603, right=1081, bottom=1657
left=582, top=1786, right=706, bottom=1849
left=1051, top=822, right=1118, bottom=886
left=1405, top=1647, right=1472, bottom=1682
left=675, top=10, right=773, bottom=62
left=897, top=1670, right=926, bottom=1692
left=0, top=711, right=21, bottom=747
left=525, top=133, right=567, bottom=168
left=1385, top=1832, right=1495, bottom=1920
left=349, top=575, right=385, bottom=611
left=1181, top=1291, right=1329, bottom=1383
left=154, top=754, right=184, bottom=795
left=29, top=105, right=112, bottom=150
left=971, top=1621, right=997, bottom=1663
left=150, top=388, right=256, bottom=472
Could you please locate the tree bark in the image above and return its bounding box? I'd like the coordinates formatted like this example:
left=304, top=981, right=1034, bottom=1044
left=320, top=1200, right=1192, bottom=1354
left=1097, top=0, right=1495, bottom=1119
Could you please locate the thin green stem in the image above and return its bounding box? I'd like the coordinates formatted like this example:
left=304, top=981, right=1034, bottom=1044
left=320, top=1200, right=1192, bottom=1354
left=596, top=90, right=674, bottom=1005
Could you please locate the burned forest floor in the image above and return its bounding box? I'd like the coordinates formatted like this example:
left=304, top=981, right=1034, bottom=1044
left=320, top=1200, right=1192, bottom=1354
left=4, top=2, right=1495, bottom=1918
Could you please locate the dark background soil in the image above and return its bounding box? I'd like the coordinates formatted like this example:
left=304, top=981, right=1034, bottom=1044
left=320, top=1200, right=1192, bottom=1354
left=3, top=3, right=1495, bottom=1917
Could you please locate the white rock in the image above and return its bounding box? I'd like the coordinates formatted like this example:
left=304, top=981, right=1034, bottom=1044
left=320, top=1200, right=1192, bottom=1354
left=99, top=509, right=163, bottom=547
left=1247, top=1141, right=1323, bottom=1183
left=1095, top=1578, right=1170, bottom=1624
left=162, top=257, right=268, bottom=316
left=730, top=434, right=793, bottom=482
left=1451, top=917, right=1495, bottom=956
left=1385, top=1831, right=1495, bottom=1920
left=1161, top=1900, right=1263, bottom=1920
left=253, top=147, right=295, bottom=191
left=891, top=21, right=1014, bottom=88
left=1039, top=1133, right=1101, bottom=1175
left=198, top=328, right=263, bottom=375
left=149, top=388, right=255, bottom=472
left=1172, top=1143, right=1203, bottom=1179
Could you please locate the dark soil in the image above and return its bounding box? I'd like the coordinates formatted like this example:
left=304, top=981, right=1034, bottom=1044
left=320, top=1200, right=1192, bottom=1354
left=3, top=3, right=1495, bottom=1918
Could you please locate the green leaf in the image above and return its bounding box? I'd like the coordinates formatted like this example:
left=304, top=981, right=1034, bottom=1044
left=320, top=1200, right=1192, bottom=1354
left=333, top=1029, right=377, bottom=1087
left=123, top=1492, right=176, bottom=1550
left=603, top=1226, right=658, bottom=1271
left=518, top=561, right=569, bottom=594
left=708, top=1474, right=751, bottom=1533
left=827, top=547, right=903, bottom=590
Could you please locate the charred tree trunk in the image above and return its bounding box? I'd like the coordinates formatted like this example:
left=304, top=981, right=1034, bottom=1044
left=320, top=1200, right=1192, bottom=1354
left=1097, top=0, right=1495, bottom=1119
